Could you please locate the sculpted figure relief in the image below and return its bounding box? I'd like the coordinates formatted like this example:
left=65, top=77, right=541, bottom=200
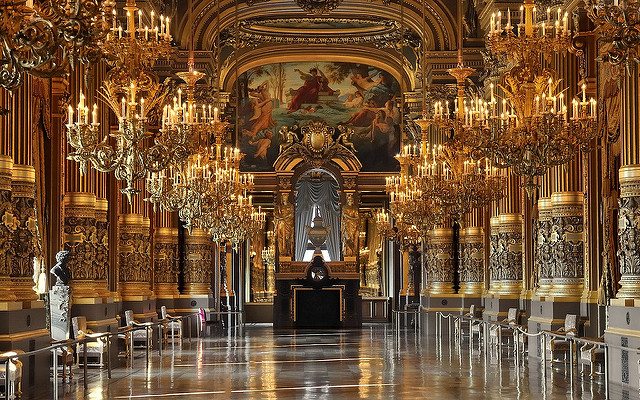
left=341, top=193, right=359, bottom=257
left=274, top=195, right=294, bottom=257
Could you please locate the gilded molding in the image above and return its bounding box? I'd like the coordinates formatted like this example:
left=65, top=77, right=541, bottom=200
left=154, top=228, right=179, bottom=287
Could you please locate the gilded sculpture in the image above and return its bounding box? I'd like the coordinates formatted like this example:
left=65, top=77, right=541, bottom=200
left=341, top=193, right=359, bottom=257
left=274, top=195, right=294, bottom=257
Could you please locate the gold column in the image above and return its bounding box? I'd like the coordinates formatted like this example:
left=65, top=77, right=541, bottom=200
left=154, top=210, right=179, bottom=298
left=425, top=227, right=455, bottom=294
left=183, top=228, right=213, bottom=296
left=0, top=156, right=15, bottom=301
left=536, top=197, right=553, bottom=296
left=118, top=213, right=152, bottom=298
left=95, top=198, right=109, bottom=291
left=459, top=210, right=484, bottom=296
left=492, top=172, right=523, bottom=295
left=488, top=215, right=500, bottom=294
left=617, top=63, right=640, bottom=299
left=549, top=191, right=584, bottom=298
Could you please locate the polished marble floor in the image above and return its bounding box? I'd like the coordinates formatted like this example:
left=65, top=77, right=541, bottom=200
left=24, top=324, right=631, bottom=399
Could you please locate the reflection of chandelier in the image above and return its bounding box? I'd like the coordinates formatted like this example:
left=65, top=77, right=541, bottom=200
left=465, top=0, right=599, bottom=196
left=584, top=0, right=640, bottom=65
left=0, top=0, right=115, bottom=90
left=65, top=0, right=174, bottom=202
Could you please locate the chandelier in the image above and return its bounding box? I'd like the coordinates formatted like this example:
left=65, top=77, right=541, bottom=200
left=464, top=0, right=599, bottom=196
left=66, top=0, right=175, bottom=202
left=144, top=72, right=263, bottom=242
left=584, top=0, right=640, bottom=65
left=0, top=0, right=115, bottom=90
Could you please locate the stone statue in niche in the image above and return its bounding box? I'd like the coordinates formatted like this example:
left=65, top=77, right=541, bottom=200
left=341, top=193, right=359, bottom=257
left=274, top=195, right=294, bottom=257
left=50, top=250, right=71, bottom=286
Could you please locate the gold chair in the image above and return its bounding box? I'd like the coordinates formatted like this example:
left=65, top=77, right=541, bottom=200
left=51, top=339, right=74, bottom=381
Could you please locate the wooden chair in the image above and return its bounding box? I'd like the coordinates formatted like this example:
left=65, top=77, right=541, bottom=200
left=124, top=310, right=153, bottom=350
left=489, top=308, right=520, bottom=347
left=0, top=350, right=23, bottom=400
left=160, top=306, right=182, bottom=344
left=546, top=314, right=578, bottom=364
left=72, top=316, right=107, bottom=367
left=579, top=336, right=605, bottom=376
left=50, top=339, right=74, bottom=380
left=455, top=305, right=480, bottom=339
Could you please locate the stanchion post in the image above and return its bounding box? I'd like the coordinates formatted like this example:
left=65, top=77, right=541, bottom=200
left=145, top=328, right=150, bottom=365
left=106, top=337, right=112, bottom=379
left=52, top=349, right=58, bottom=398
left=5, top=358, right=11, bottom=400
left=83, top=341, right=88, bottom=389
left=604, top=345, right=609, bottom=399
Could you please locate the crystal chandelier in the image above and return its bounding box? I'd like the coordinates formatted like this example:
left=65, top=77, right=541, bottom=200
left=584, top=0, right=640, bottom=65
left=0, top=0, right=115, bottom=90
left=66, top=0, right=175, bottom=202
left=464, top=0, right=599, bottom=195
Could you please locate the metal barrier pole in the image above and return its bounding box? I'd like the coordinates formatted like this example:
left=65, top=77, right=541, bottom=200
left=158, top=326, right=163, bottom=357
left=569, top=337, right=574, bottom=386
left=83, top=341, right=88, bottom=389
left=145, top=328, right=150, bottom=365
left=52, top=349, right=58, bottom=400
left=5, top=358, right=10, bottom=400
left=604, top=345, right=609, bottom=399
left=106, top=337, right=112, bottom=379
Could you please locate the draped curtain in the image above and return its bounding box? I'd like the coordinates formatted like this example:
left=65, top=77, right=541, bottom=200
left=295, top=178, right=341, bottom=261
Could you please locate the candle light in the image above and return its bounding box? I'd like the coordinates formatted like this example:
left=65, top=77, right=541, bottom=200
left=68, top=105, right=73, bottom=124
left=178, top=88, right=182, bottom=107
left=214, top=107, right=219, bottom=121
left=121, top=97, right=126, bottom=117
left=582, top=83, right=586, bottom=103
left=497, top=11, right=502, bottom=31
left=92, top=104, right=97, bottom=124
left=520, top=6, right=524, bottom=23
left=140, top=97, right=145, bottom=118
left=138, top=10, right=142, bottom=31
left=507, top=8, right=511, bottom=28
left=547, top=7, right=551, bottom=21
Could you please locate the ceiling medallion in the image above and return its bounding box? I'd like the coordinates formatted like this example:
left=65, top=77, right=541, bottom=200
left=295, top=0, right=343, bottom=14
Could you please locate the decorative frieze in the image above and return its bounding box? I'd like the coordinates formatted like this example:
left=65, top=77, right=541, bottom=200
left=459, top=226, right=484, bottom=296
left=64, top=193, right=100, bottom=297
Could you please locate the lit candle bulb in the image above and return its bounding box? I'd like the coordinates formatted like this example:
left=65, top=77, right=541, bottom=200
left=68, top=105, right=73, bottom=124
left=92, top=104, right=97, bottom=125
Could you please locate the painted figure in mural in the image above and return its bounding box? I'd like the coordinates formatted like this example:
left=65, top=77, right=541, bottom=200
left=242, top=81, right=276, bottom=138
left=351, top=72, right=382, bottom=92
left=287, top=68, right=334, bottom=113
left=341, top=194, right=359, bottom=257
left=343, top=91, right=364, bottom=108
left=50, top=250, right=71, bottom=286
left=249, top=131, right=273, bottom=160
left=274, top=195, right=295, bottom=257
left=344, top=99, right=378, bottom=127
left=287, top=68, right=320, bottom=113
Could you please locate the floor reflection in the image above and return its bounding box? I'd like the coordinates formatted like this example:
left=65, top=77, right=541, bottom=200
left=24, top=324, right=624, bottom=399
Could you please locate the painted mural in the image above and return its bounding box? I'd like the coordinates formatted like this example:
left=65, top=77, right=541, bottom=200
left=236, top=62, right=401, bottom=172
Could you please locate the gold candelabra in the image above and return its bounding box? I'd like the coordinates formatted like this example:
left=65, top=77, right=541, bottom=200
left=66, top=0, right=175, bottom=202
left=464, top=0, right=599, bottom=196
left=0, top=0, right=115, bottom=90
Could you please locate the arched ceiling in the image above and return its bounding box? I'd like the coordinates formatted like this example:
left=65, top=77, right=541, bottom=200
left=169, top=0, right=466, bottom=90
